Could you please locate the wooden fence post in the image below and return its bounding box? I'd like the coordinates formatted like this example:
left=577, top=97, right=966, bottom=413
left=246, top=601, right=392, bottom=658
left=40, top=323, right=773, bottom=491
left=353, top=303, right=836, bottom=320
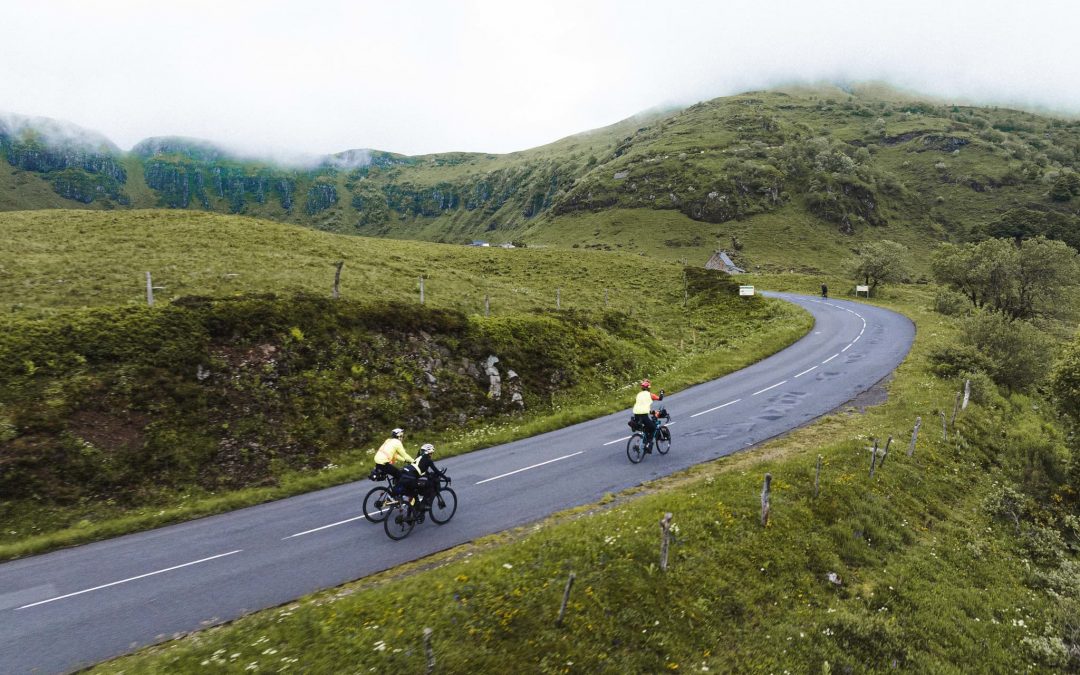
left=760, top=474, right=772, bottom=527
left=950, top=391, right=962, bottom=427
left=814, top=455, right=822, bottom=499
left=869, top=438, right=879, bottom=478
left=908, top=416, right=921, bottom=457
left=423, top=627, right=435, bottom=674
left=332, top=261, right=343, bottom=299
left=145, top=271, right=154, bottom=307
left=879, top=436, right=893, bottom=467
left=660, top=513, right=673, bottom=571
left=419, top=276, right=425, bottom=305
left=962, top=379, right=971, bottom=411
left=556, top=572, right=575, bottom=626
left=940, top=411, right=947, bottom=442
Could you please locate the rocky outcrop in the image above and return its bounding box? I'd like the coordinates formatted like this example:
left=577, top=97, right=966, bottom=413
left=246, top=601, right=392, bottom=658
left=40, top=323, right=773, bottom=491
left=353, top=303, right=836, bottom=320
left=305, top=182, right=338, bottom=214
left=143, top=160, right=210, bottom=209
left=0, top=116, right=129, bottom=204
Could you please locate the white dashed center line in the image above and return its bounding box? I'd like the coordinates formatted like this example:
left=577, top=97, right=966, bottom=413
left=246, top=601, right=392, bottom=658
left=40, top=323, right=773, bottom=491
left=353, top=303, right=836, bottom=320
left=17, top=550, right=243, bottom=610
left=752, top=380, right=787, bottom=396
left=690, top=399, right=741, bottom=418
left=475, top=451, right=584, bottom=485
left=283, top=515, right=369, bottom=540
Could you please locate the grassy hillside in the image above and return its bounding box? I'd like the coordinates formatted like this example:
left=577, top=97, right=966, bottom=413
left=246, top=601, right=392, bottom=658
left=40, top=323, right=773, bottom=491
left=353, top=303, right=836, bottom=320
left=93, top=284, right=1080, bottom=673
left=5, top=86, right=1079, bottom=277
left=0, top=210, right=810, bottom=558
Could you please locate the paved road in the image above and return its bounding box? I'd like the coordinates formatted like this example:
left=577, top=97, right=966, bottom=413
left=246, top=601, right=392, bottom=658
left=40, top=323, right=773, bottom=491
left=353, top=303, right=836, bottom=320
left=0, top=293, right=914, bottom=674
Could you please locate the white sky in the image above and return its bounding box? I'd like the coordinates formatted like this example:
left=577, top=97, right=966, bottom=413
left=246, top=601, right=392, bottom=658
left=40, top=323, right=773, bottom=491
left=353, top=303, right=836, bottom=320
left=3, top=0, right=1079, bottom=158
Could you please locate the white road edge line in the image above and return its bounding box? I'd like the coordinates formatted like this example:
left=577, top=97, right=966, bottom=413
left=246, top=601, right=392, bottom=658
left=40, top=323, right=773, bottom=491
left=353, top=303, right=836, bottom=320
left=794, top=365, right=818, bottom=378
left=690, top=399, right=741, bottom=418
left=822, top=354, right=839, bottom=364
left=841, top=343, right=853, bottom=352
left=16, top=550, right=243, bottom=610
left=284, top=515, right=369, bottom=540
left=476, top=451, right=584, bottom=485
left=603, top=436, right=630, bottom=446
left=752, top=381, right=788, bottom=396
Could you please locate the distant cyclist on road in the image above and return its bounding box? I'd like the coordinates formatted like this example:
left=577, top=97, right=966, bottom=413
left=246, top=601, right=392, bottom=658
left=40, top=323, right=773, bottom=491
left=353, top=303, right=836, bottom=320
left=374, top=428, right=414, bottom=486
left=633, top=379, right=664, bottom=449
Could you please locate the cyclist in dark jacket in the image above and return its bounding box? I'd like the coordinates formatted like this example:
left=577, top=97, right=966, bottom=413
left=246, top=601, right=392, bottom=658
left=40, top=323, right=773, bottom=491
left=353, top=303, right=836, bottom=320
left=410, top=443, right=444, bottom=510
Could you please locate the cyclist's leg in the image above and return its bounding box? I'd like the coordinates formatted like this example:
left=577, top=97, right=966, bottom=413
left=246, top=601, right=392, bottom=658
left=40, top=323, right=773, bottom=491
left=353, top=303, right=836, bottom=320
left=643, top=415, right=657, bottom=449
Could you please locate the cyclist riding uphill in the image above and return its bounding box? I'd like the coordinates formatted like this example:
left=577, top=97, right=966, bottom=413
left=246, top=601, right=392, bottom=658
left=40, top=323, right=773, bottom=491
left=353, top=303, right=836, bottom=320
left=633, top=379, right=664, bottom=448
left=405, top=443, right=446, bottom=510
left=374, top=428, right=414, bottom=483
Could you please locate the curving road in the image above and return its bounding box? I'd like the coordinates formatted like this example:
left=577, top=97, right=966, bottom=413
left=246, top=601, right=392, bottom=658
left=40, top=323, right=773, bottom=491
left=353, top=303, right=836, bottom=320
left=0, top=293, right=914, bottom=674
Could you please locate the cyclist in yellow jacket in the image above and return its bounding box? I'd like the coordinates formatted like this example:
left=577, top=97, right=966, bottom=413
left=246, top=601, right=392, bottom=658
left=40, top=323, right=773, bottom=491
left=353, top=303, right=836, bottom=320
left=374, top=427, right=414, bottom=482
left=633, top=379, right=664, bottom=450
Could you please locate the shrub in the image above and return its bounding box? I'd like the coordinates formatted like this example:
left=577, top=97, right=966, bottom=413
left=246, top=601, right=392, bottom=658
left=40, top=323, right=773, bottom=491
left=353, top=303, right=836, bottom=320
left=960, top=312, right=1054, bottom=392
left=931, top=288, right=971, bottom=317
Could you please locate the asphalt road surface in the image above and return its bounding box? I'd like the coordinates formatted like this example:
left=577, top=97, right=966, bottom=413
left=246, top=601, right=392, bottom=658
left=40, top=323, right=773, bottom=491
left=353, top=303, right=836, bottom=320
left=0, top=293, right=914, bottom=674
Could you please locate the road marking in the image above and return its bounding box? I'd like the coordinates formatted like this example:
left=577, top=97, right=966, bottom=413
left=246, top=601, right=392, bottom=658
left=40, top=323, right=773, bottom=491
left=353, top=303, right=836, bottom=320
left=752, top=381, right=787, bottom=396
left=690, top=399, right=741, bottom=418
left=822, top=353, right=839, bottom=364
left=603, top=435, right=630, bottom=446
left=16, top=550, right=243, bottom=610
left=852, top=335, right=861, bottom=343
left=475, top=451, right=584, bottom=485
left=841, top=343, right=853, bottom=352
left=283, top=515, right=369, bottom=540
left=794, top=365, right=818, bottom=378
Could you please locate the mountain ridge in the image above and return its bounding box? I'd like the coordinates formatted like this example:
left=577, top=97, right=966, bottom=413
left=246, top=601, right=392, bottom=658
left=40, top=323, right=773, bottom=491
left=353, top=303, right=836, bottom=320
left=4, top=87, right=1079, bottom=268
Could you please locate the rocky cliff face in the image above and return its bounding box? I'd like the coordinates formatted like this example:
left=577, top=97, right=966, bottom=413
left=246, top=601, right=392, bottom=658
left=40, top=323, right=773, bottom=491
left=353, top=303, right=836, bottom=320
left=0, top=114, right=129, bottom=205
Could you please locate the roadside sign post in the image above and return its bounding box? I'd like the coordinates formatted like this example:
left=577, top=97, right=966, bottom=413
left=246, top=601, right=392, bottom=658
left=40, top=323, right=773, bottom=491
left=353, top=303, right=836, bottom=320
left=739, top=285, right=755, bottom=296
left=855, top=285, right=870, bottom=298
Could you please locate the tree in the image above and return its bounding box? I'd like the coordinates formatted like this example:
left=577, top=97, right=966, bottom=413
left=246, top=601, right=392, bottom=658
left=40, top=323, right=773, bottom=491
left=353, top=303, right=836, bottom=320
left=1050, top=172, right=1080, bottom=202
left=1051, top=334, right=1080, bottom=423
left=850, top=239, right=912, bottom=294
left=932, top=236, right=1079, bottom=321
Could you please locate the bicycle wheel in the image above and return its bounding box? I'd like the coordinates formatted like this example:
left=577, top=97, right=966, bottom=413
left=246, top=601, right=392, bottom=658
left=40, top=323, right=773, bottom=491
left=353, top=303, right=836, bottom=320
left=363, top=485, right=394, bottom=523
left=655, top=426, right=671, bottom=455
left=384, top=503, right=415, bottom=540
left=626, top=433, right=645, bottom=463
left=429, top=487, right=458, bottom=524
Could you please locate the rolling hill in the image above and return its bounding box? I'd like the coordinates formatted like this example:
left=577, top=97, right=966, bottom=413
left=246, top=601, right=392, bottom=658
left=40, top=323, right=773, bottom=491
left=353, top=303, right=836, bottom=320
left=4, top=84, right=1079, bottom=274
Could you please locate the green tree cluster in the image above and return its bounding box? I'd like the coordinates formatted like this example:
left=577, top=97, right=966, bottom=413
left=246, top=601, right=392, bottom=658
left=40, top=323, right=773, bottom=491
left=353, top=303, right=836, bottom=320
left=931, top=237, right=1079, bottom=321
left=849, top=239, right=912, bottom=294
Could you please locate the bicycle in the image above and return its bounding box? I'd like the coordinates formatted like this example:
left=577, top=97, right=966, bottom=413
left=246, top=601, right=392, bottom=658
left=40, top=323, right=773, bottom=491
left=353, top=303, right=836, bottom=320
left=626, top=407, right=672, bottom=464
left=363, top=466, right=404, bottom=523
left=384, top=473, right=457, bottom=540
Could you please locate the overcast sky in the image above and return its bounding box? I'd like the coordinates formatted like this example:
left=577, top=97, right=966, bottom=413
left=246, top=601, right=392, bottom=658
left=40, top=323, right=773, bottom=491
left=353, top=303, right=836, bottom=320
left=3, top=0, right=1078, bottom=159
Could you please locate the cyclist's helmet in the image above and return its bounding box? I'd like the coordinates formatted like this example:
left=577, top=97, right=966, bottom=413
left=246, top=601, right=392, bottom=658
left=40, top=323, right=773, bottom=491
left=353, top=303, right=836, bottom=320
left=391, top=427, right=404, bottom=438
left=640, top=379, right=651, bottom=389
left=420, top=443, right=435, bottom=455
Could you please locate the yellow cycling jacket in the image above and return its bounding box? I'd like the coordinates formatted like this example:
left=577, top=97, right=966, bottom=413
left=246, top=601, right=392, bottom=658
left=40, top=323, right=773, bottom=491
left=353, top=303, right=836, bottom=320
left=374, top=438, right=414, bottom=465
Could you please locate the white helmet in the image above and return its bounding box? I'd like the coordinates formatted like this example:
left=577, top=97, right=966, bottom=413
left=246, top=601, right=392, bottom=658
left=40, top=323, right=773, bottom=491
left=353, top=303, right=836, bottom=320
left=391, top=428, right=404, bottom=438
left=420, top=443, right=435, bottom=455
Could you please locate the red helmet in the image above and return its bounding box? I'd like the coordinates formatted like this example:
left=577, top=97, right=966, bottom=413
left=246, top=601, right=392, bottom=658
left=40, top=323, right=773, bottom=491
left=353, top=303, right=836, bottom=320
left=640, top=379, right=651, bottom=389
